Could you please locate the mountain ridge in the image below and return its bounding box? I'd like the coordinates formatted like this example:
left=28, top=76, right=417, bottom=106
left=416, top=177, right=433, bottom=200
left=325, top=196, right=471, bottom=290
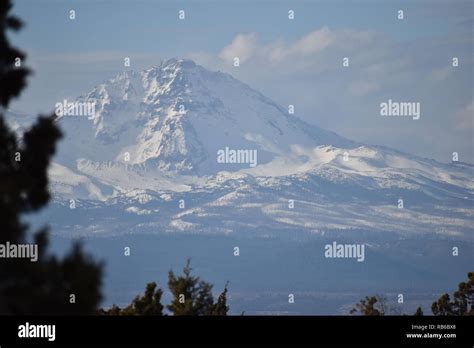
left=6, top=58, right=474, bottom=239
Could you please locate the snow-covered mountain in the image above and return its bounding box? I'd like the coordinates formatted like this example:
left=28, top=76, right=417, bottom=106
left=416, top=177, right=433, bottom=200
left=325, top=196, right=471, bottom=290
left=55, top=58, right=353, bottom=174
left=7, top=58, right=474, bottom=239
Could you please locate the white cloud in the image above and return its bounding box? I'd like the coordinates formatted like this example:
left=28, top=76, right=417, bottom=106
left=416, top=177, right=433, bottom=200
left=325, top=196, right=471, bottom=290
left=286, top=26, right=334, bottom=56
left=219, top=33, right=258, bottom=64
left=213, top=27, right=376, bottom=72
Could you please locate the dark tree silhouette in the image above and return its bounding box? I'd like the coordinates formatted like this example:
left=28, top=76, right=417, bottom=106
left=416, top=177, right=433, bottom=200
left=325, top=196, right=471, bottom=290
left=0, top=0, right=102, bottom=314
left=354, top=272, right=474, bottom=316
left=432, top=272, right=474, bottom=316
left=100, top=260, right=229, bottom=316
left=431, top=294, right=454, bottom=316
left=167, top=259, right=230, bottom=315
left=120, top=282, right=164, bottom=316
left=208, top=281, right=229, bottom=316
left=350, top=295, right=386, bottom=316
left=414, top=306, right=423, bottom=316
left=167, top=259, right=214, bottom=315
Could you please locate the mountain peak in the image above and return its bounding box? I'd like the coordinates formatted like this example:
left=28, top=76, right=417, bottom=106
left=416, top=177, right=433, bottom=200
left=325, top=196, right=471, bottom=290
left=161, top=58, right=196, bottom=69
left=58, top=59, right=355, bottom=175
left=142, top=58, right=198, bottom=78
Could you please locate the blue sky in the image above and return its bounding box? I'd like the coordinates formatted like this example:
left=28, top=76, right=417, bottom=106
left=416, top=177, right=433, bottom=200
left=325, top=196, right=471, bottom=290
left=11, top=0, right=468, bottom=57
left=8, top=0, right=474, bottom=162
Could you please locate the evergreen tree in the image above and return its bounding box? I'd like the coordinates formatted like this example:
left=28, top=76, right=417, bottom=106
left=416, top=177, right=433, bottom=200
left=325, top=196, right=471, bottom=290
left=208, top=281, right=229, bottom=316
left=451, top=271, right=474, bottom=316
left=350, top=295, right=386, bottom=316
left=97, top=304, right=122, bottom=316
left=121, top=282, right=164, bottom=316
left=432, top=272, right=474, bottom=316
left=167, top=259, right=215, bottom=315
left=414, top=306, right=423, bottom=316
left=0, top=0, right=102, bottom=314
left=100, top=261, right=230, bottom=316
left=432, top=293, right=453, bottom=316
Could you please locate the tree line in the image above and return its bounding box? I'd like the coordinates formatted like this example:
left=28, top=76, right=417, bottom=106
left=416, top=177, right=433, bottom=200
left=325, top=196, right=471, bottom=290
left=98, top=260, right=229, bottom=316
left=351, top=271, right=474, bottom=316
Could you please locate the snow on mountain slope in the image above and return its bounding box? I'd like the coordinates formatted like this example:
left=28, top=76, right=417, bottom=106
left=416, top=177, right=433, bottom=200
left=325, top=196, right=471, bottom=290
left=55, top=58, right=354, bottom=175
left=6, top=58, right=474, bottom=239
left=48, top=163, right=108, bottom=201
